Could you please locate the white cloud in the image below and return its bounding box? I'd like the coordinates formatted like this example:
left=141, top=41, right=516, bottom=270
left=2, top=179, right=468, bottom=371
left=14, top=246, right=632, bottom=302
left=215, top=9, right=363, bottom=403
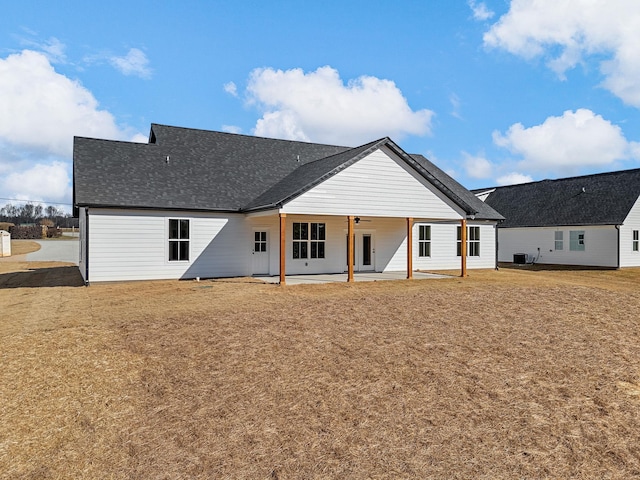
left=223, top=82, right=238, bottom=97
left=483, top=0, right=640, bottom=106
left=0, top=49, right=144, bottom=207
left=496, top=172, right=533, bottom=186
left=493, top=109, right=639, bottom=172
left=469, top=1, right=494, bottom=21
left=109, top=48, right=152, bottom=79
left=462, top=151, right=494, bottom=178
left=245, top=66, right=434, bottom=145
left=2, top=161, right=71, bottom=204
left=0, top=50, right=126, bottom=157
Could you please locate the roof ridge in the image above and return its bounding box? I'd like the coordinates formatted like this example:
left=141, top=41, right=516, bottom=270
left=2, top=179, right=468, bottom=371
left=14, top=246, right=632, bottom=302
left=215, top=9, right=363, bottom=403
left=74, top=136, right=152, bottom=146
left=150, top=123, right=349, bottom=149
left=299, top=137, right=387, bottom=166
left=481, top=166, right=640, bottom=191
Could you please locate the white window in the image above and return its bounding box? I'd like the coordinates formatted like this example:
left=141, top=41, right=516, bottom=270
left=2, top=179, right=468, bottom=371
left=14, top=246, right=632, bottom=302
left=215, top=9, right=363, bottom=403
left=418, top=225, right=431, bottom=257
left=555, top=231, right=563, bottom=250
left=569, top=230, right=585, bottom=251
left=293, top=222, right=325, bottom=259
left=169, top=219, right=189, bottom=261
left=633, top=230, right=639, bottom=252
left=457, top=226, right=480, bottom=257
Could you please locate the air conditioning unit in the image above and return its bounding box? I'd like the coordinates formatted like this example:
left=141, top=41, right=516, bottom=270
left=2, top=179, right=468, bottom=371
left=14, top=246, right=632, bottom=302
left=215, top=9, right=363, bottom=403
left=513, top=253, right=527, bottom=264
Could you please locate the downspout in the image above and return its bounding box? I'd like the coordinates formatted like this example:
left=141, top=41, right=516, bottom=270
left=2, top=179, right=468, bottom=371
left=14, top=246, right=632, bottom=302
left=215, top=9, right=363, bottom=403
left=615, top=225, right=621, bottom=269
left=85, top=208, right=90, bottom=285
left=495, top=222, right=499, bottom=270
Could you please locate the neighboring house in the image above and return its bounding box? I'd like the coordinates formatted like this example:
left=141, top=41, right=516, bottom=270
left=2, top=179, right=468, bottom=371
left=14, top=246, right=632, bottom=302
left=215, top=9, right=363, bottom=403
left=475, top=168, right=640, bottom=268
left=73, top=124, right=503, bottom=283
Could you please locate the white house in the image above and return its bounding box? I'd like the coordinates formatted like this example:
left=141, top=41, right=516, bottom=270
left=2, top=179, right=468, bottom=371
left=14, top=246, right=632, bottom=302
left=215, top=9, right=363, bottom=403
left=475, top=169, right=640, bottom=268
left=73, top=124, right=503, bottom=283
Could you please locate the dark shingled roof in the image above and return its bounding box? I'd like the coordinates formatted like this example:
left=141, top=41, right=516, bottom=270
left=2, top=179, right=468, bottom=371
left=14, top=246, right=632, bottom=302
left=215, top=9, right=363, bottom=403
left=73, top=124, right=503, bottom=220
left=474, top=168, right=640, bottom=228
left=74, top=124, right=348, bottom=212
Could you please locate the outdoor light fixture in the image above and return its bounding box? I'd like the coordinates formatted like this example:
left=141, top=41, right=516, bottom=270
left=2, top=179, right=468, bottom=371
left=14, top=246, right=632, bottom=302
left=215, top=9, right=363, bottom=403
left=355, top=217, right=360, bottom=224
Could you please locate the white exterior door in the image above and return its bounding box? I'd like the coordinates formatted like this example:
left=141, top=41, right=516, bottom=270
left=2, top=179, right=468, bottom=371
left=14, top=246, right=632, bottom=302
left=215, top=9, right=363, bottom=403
left=252, top=230, right=269, bottom=275
left=346, top=232, right=376, bottom=272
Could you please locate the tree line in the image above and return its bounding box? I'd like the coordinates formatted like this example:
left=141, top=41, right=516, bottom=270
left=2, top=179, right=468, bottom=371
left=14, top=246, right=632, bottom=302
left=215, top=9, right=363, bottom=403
left=0, top=203, right=78, bottom=228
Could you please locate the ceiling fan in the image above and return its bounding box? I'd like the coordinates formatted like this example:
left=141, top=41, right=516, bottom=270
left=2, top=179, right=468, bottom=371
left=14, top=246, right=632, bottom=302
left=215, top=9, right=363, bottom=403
left=344, top=217, right=372, bottom=224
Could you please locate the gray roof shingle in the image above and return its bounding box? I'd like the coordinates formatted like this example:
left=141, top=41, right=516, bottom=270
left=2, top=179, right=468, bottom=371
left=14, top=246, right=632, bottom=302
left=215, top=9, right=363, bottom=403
left=475, top=168, right=640, bottom=227
left=74, top=124, right=503, bottom=220
left=74, top=124, right=348, bottom=211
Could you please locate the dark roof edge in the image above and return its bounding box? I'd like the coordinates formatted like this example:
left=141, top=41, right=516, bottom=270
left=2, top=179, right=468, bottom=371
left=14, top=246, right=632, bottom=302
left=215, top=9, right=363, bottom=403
left=75, top=203, right=242, bottom=214
left=500, top=222, right=621, bottom=228
left=474, top=166, right=640, bottom=193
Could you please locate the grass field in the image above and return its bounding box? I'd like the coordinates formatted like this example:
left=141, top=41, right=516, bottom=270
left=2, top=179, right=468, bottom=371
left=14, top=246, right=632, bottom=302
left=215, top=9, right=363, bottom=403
left=1, top=262, right=639, bottom=478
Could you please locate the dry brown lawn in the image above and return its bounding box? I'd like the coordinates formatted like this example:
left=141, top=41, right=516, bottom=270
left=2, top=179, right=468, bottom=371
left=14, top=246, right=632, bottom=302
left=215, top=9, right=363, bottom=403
left=1, top=263, right=639, bottom=479
left=7, top=240, right=41, bottom=256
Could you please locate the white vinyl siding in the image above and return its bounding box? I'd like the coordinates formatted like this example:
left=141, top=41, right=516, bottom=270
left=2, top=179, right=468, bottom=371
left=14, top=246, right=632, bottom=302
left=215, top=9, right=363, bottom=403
left=412, top=222, right=497, bottom=271
left=87, top=209, right=250, bottom=282
left=497, top=226, right=618, bottom=267
left=620, top=196, right=640, bottom=267
left=282, top=147, right=465, bottom=220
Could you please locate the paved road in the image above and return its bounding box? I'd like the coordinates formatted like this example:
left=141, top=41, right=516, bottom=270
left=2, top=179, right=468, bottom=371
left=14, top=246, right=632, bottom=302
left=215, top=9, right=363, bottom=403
left=26, top=239, right=79, bottom=264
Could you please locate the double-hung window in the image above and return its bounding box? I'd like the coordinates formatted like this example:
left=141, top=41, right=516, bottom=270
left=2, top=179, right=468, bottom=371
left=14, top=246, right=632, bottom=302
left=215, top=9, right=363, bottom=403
left=555, top=231, right=563, bottom=250
left=293, top=222, right=325, bottom=259
left=569, top=230, right=585, bottom=251
left=633, top=230, right=639, bottom=252
left=169, top=219, right=189, bottom=261
left=457, top=226, right=480, bottom=256
left=418, top=225, right=431, bottom=257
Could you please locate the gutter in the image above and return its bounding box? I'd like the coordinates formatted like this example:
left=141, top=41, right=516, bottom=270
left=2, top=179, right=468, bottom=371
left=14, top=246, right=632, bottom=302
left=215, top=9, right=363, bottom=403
left=75, top=203, right=243, bottom=214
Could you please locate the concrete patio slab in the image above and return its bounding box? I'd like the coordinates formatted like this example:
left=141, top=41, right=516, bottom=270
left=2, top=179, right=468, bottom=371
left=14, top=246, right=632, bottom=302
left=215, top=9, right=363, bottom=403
left=257, top=271, right=453, bottom=285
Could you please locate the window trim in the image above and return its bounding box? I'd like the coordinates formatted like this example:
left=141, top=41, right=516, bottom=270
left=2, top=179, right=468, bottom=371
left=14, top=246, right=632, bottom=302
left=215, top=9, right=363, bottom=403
left=633, top=230, right=639, bottom=252
left=254, top=230, right=267, bottom=253
left=569, top=230, right=585, bottom=252
left=457, top=225, right=480, bottom=257
left=555, top=230, right=563, bottom=251
left=418, top=225, right=431, bottom=257
left=168, top=218, right=190, bottom=262
left=293, top=222, right=325, bottom=260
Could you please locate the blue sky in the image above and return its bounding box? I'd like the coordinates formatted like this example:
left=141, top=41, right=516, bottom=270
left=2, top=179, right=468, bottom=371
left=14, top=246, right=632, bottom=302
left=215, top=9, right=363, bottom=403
left=2, top=0, right=640, bottom=211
